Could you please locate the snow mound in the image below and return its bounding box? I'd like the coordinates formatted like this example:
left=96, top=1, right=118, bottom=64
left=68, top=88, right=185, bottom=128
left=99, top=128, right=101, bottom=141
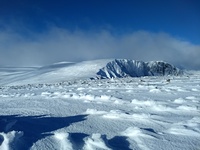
left=97, top=59, right=183, bottom=79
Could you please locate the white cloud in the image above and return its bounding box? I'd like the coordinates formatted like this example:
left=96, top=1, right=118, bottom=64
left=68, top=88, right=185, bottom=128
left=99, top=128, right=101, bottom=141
left=0, top=27, right=199, bottom=69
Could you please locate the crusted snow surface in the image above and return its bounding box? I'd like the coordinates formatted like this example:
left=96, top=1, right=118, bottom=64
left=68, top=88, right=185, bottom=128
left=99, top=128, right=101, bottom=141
left=0, top=68, right=200, bottom=150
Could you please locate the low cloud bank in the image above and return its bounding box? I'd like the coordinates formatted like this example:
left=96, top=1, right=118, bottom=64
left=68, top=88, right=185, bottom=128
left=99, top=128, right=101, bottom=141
left=0, top=27, right=199, bottom=69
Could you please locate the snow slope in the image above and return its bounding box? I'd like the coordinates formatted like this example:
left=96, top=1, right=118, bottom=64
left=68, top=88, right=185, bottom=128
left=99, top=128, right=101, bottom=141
left=1, top=59, right=183, bottom=86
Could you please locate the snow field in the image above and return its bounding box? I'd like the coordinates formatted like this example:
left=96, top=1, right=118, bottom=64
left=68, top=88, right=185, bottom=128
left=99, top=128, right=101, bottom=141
left=0, top=72, right=200, bottom=149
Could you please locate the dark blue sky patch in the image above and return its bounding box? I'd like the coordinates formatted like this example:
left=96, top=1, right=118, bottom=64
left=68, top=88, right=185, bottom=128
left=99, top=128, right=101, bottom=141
left=0, top=0, right=199, bottom=43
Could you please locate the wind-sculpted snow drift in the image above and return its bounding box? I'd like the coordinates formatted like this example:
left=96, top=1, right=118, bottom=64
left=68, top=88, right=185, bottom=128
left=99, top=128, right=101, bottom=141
left=97, top=59, right=183, bottom=79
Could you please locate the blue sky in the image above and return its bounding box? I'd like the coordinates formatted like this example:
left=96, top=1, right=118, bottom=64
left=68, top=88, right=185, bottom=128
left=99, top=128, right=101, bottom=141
left=0, top=0, right=200, bottom=69
left=1, top=0, right=200, bottom=42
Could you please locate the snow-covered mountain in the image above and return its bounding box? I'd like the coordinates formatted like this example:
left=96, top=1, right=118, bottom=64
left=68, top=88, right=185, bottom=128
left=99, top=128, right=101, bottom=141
left=97, top=59, right=183, bottom=79
left=0, top=59, right=183, bottom=85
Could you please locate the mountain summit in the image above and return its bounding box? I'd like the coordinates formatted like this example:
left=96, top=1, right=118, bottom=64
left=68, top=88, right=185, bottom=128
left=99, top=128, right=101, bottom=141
left=97, top=59, right=183, bottom=79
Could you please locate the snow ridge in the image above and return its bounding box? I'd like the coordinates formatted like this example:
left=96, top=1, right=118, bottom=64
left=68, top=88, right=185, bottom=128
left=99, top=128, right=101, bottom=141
left=97, top=59, right=183, bottom=79
left=0, top=59, right=183, bottom=86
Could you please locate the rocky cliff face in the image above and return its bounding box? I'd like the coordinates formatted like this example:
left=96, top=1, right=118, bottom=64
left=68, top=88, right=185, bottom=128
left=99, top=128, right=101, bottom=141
left=97, top=59, right=183, bottom=79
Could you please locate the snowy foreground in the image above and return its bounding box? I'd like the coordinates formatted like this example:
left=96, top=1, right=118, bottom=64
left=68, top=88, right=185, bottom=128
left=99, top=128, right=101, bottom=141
left=0, top=62, right=200, bottom=150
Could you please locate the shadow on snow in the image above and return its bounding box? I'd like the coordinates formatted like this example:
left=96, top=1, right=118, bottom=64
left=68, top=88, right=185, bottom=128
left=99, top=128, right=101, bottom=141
left=0, top=114, right=87, bottom=150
